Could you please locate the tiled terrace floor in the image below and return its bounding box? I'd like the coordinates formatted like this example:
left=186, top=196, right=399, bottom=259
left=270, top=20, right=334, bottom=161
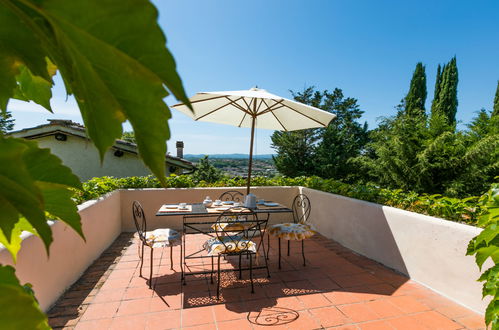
left=49, top=232, right=484, bottom=329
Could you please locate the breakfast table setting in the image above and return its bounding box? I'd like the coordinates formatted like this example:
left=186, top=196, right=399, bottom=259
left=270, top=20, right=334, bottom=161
left=155, top=193, right=293, bottom=282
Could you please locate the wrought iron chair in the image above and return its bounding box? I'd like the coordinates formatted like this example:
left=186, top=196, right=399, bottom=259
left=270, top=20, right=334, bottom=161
left=219, top=190, right=244, bottom=203
left=204, top=207, right=269, bottom=300
left=267, top=194, right=315, bottom=269
left=132, top=201, right=181, bottom=288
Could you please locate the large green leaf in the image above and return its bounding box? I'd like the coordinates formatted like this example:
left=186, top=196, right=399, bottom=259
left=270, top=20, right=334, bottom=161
left=0, top=266, right=49, bottom=330
left=0, top=1, right=51, bottom=111
left=0, top=136, right=83, bottom=257
left=13, top=63, right=55, bottom=111
left=1, top=0, right=191, bottom=184
left=0, top=218, right=35, bottom=262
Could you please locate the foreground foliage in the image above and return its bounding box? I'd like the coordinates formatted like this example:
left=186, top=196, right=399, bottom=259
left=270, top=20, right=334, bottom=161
left=0, top=0, right=189, bottom=328
left=467, top=183, right=499, bottom=328
left=75, top=175, right=485, bottom=225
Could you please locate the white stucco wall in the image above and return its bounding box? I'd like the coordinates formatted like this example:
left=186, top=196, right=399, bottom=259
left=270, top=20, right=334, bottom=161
left=301, top=187, right=487, bottom=314
left=0, top=191, right=122, bottom=311
left=34, top=135, right=154, bottom=181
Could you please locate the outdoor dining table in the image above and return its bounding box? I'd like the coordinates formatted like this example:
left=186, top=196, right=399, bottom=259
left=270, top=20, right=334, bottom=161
left=155, top=202, right=293, bottom=283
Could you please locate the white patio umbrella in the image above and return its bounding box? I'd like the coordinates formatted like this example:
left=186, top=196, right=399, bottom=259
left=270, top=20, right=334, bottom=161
left=172, top=87, right=336, bottom=194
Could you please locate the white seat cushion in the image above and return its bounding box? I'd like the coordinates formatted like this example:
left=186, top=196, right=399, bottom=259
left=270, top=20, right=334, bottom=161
left=145, top=228, right=181, bottom=248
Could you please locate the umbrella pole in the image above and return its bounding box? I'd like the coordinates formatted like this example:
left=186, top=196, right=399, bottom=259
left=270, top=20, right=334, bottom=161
left=246, top=115, right=256, bottom=195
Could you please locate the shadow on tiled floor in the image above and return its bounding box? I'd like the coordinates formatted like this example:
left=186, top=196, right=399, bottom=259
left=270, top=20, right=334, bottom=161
left=48, top=232, right=485, bottom=329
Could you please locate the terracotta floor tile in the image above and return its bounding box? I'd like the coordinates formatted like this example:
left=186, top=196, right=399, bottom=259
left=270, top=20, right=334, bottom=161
left=435, top=303, right=478, bottom=319
left=110, top=314, right=147, bottom=330
left=455, top=314, right=486, bottom=329
left=117, top=297, right=151, bottom=316
left=123, top=286, right=154, bottom=300
left=332, top=273, right=384, bottom=288
left=48, top=233, right=486, bottom=330
left=213, top=302, right=247, bottom=322
left=387, top=296, right=430, bottom=314
left=338, top=303, right=381, bottom=323
left=145, top=310, right=181, bottom=329
left=297, top=293, right=333, bottom=309
left=286, top=309, right=321, bottom=329
left=412, top=311, right=461, bottom=329
left=324, top=290, right=375, bottom=305
left=149, top=294, right=182, bottom=311
left=217, top=319, right=253, bottom=330
left=309, top=306, right=350, bottom=328
left=182, top=322, right=217, bottom=329
left=74, top=318, right=113, bottom=330
left=365, top=300, right=404, bottom=318
left=93, top=289, right=125, bottom=303
left=387, top=315, right=425, bottom=330
left=358, top=320, right=394, bottom=330
left=275, top=296, right=304, bottom=311
left=100, top=277, right=131, bottom=290
left=181, top=306, right=215, bottom=327
left=80, top=301, right=120, bottom=321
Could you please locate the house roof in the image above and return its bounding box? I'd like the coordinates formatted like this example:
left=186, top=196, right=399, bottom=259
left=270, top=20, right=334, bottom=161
left=10, top=119, right=194, bottom=169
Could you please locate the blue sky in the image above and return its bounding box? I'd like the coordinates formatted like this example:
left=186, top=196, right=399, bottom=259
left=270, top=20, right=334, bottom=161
left=8, top=0, right=499, bottom=155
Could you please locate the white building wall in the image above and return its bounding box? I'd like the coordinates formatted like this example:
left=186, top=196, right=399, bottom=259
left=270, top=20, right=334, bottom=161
left=34, top=135, right=155, bottom=181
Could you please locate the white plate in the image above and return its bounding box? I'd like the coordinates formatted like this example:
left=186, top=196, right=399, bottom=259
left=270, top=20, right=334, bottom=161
left=264, top=202, right=279, bottom=207
left=163, top=204, right=178, bottom=209
left=222, top=201, right=234, bottom=205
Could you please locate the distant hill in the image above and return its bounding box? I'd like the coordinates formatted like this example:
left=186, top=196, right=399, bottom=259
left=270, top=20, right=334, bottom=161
left=184, top=153, right=274, bottom=160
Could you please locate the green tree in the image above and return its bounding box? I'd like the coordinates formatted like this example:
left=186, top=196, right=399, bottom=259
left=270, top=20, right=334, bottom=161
left=404, top=62, right=427, bottom=118
left=121, top=131, right=136, bottom=144
left=271, top=87, right=368, bottom=180
left=493, top=81, right=499, bottom=117
left=192, top=156, right=223, bottom=183
left=314, top=89, right=369, bottom=181
left=431, top=57, right=459, bottom=130
left=0, top=110, right=14, bottom=133
left=0, top=0, right=190, bottom=327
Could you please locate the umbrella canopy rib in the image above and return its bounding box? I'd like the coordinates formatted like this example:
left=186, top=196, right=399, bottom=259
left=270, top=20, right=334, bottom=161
left=269, top=109, right=288, bottom=131
left=280, top=103, right=331, bottom=127
left=195, top=96, right=246, bottom=121
left=223, top=96, right=252, bottom=114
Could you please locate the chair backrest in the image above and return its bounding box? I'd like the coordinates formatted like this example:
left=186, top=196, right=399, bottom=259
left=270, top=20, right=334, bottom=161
left=132, top=201, right=147, bottom=242
left=292, top=194, right=311, bottom=224
left=214, top=207, right=263, bottom=253
left=219, top=190, right=244, bottom=203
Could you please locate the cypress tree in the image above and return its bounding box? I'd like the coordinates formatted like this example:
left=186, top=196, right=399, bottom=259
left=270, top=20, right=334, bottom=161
left=431, top=64, right=442, bottom=114
left=405, top=62, right=427, bottom=117
left=493, top=80, right=499, bottom=117
left=431, top=57, right=459, bottom=128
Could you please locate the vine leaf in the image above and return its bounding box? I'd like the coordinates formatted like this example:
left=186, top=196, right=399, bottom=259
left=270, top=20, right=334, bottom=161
left=0, top=265, right=49, bottom=329
left=0, top=137, right=83, bottom=258
left=1, top=0, right=191, bottom=185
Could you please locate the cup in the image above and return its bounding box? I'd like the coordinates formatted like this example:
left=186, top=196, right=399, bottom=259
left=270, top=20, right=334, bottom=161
left=215, top=199, right=222, bottom=205
left=179, top=203, right=187, bottom=209
left=258, top=199, right=265, bottom=204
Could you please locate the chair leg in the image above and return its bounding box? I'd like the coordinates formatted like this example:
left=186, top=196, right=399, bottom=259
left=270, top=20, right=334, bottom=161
left=217, top=254, right=221, bottom=300
left=139, top=242, right=144, bottom=277
left=170, top=246, right=173, bottom=270
left=238, top=254, right=242, bottom=279
left=302, top=240, right=306, bottom=267
left=149, top=247, right=154, bottom=289
left=267, top=234, right=271, bottom=259
left=211, top=256, right=214, bottom=284
left=278, top=237, right=281, bottom=270
left=180, top=243, right=184, bottom=284
left=287, top=240, right=290, bottom=256
left=249, top=252, right=254, bottom=293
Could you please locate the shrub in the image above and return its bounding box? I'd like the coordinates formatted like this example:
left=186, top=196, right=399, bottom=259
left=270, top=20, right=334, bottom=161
left=74, top=175, right=486, bottom=225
